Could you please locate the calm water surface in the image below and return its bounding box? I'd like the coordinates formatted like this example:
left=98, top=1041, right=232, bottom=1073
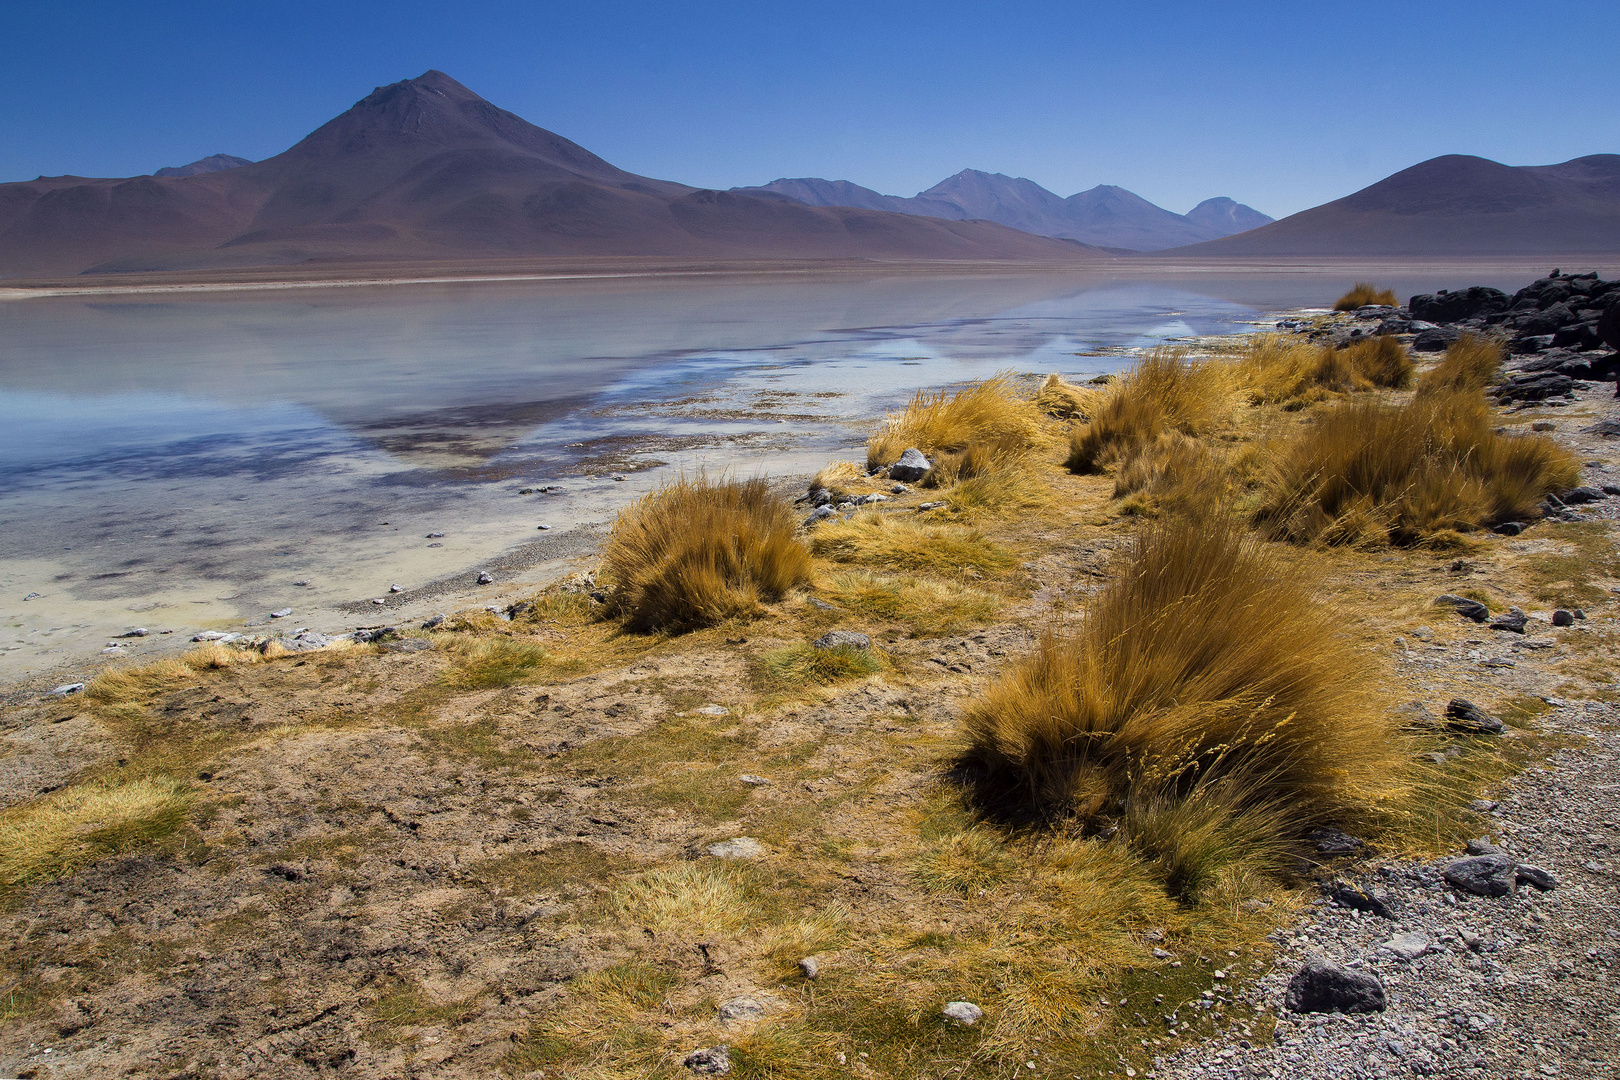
left=0, top=269, right=1529, bottom=679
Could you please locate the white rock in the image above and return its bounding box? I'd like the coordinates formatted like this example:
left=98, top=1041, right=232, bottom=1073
left=707, top=837, right=765, bottom=860
left=1380, top=931, right=1431, bottom=961
left=942, top=1001, right=983, bottom=1025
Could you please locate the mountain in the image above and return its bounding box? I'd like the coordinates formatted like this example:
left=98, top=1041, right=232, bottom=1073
left=1184, top=196, right=1274, bottom=236
left=0, top=72, right=1094, bottom=277
left=735, top=169, right=1272, bottom=250
left=1175, top=154, right=1620, bottom=256
left=153, top=154, right=254, bottom=178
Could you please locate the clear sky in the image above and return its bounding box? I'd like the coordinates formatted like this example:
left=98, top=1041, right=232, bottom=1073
left=3, top=1, right=1615, bottom=218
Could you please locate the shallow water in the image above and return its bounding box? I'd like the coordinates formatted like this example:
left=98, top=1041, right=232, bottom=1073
left=0, top=268, right=1529, bottom=680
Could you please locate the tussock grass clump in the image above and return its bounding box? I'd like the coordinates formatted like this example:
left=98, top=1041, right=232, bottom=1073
left=1112, top=433, right=1230, bottom=518
left=1255, top=390, right=1580, bottom=544
left=809, top=511, right=1016, bottom=576
left=762, top=641, right=883, bottom=686
left=818, top=570, right=1002, bottom=636
left=1333, top=282, right=1398, bottom=310
left=1340, top=334, right=1415, bottom=389
left=867, top=372, right=1045, bottom=469
left=440, top=637, right=550, bottom=689
left=604, top=475, right=811, bottom=632
left=0, top=777, right=192, bottom=888
left=1033, top=372, right=1095, bottom=419
left=1416, top=332, right=1503, bottom=395
left=960, top=518, right=1400, bottom=830
left=1067, top=349, right=1231, bottom=474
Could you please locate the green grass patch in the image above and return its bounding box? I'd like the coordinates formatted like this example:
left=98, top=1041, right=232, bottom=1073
left=438, top=637, right=551, bottom=690
left=761, top=642, right=883, bottom=687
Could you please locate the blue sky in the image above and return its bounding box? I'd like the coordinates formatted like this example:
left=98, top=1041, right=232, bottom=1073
left=3, top=1, right=1615, bottom=217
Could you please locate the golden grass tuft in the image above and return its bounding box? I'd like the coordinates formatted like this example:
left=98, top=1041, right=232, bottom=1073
left=959, top=516, right=1402, bottom=829
left=1416, top=332, right=1504, bottom=395
left=1241, top=333, right=1413, bottom=408
left=603, top=475, right=811, bottom=632
left=439, top=637, right=551, bottom=689
left=1339, top=334, right=1415, bottom=389
left=1254, top=389, right=1580, bottom=544
left=817, top=569, right=1002, bottom=636
left=761, top=640, right=883, bottom=685
left=1067, top=349, right=1232, bottom=473
left=609, top=862, right=758, bottom=933
left=809, top=511, right=1016, bottom=576
left=1112, top=432, right=1230, bottom=519
left=0, top=777, right=192, bottom=888
left=1033, top=372, right=1095, bottom=419
left=867, top=372, right=1046, bottom=469
left=1333, top=282, right=1398, bottom=310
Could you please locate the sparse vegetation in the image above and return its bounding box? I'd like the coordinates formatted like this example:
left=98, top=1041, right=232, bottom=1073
left=960, top=517, right=1402, bottom=831
left=817, top=569, right=1002, bottom=636
left=603, top=474, right=811, bottom=631
left=1254, top=389, right=1580, bottom=544
left=1341, top=334, right=1416, bottom=389
left=1033, top=372, right=1095, bottom=418
left=1112, top=432, right=1229, bottom=518
left=1416, top=332, right=1503, bottom=395
left=809, top=511, right=1016, bottom=576
left=0, top=777, right=193, bottom=888
left=867, top=372, right=1046, bottom=469
left=1333, top=282, right=1398, bottom=310
left=439, top=636, right=550, bottom=688
left=1068, top=349, right=1231, bottom=473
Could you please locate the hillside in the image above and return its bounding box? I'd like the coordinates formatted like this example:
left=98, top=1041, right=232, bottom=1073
left=735, top=169, right=1273, bottom=250
left=0, top=73, right=1096, bottom=277
left=1175, top=154, right=1620, bottom=256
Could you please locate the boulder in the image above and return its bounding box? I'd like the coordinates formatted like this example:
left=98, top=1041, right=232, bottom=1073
left=1487, top=607, right=1528, bottom=633
left=1559, top=486, right=1606, bottom=504
left=1551, top=609, right=1575, bottom=627
left=1435, top=594, right=1489, bottom=622
left=942, top=1001, right=984, bottom=1025
left=889, top=448, right=932, bottom=482
left=1494, top=371, right=1573, bottom=402
left=1411, top=327, right=1460, bottom=352
left=1443, top=854, right=1519, bottom=896
left=1445, top=699, right=1504, bottom=735
left=1284, top=958, right=1387, bottom=1014
left=1408, top=287, right=1509, bottom=323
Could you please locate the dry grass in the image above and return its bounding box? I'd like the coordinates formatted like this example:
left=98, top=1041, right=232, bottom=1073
left=438, top=636, right=551, bottom=689
left=1067, top=349, right=1232, bottom=473
left=1240, top=334, right=1412, bottom=408
left=1340, top=335, right=1415, bottom=389
left=959, top=516, right=1403, bottom=833
left=608, top=862, right=759, bottom=934
left=809, top=512, right=1016, bottom=576
left=1254, top=390, right=1580, bottom=544
left=817, top=570, right=1002, bottom=636
left=761, top=640, right=884, bottom=686
left=1416, top=332, right=1504, bottom=395
left=1113, top=432, right=1231, bottom=518
left=0, top=777, right=192, bottom=888
left=603, top=474, right=811, bottom=632
left=1033, top=373, right=1095, bottom=419
left=867, top=372, right=1046, bottom=469
left=1333, top=282, right=1398, bottom=310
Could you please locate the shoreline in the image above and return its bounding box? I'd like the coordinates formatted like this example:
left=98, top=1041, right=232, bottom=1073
left=4, top=254, right=1619, bottom=300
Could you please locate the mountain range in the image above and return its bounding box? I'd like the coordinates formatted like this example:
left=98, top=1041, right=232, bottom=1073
left=733, top=172, right=1273, bottom=251
left=0, top=72, right=1093, bottom=277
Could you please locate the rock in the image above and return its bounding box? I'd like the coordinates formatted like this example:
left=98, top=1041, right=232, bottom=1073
left=1393, top=700, right=1443, bottom=732
left=1603, top=486, right=1620, bottom=497
left=421, top=614, right=446, bottom=629
left=352, top=626, right=398, bottom=643
left=814, top=630, right=871, bottom=650
left=1380, top=932, right=1431, bottom=961
left=1551, top=609, right=1575, bottom=627
left=1325, top=881, right=1392, bottom=918
left=739, top=774, right=771, bottom=786
left=1487, top=607, right=1528, bottom=633
left=1495, top=371, right=1573, bottom=402
left=888, top=447, right=932, bottom=482
left=371, top=598, right=387, bottom=606
left=707, top=837, right=765, bottom=859
left=1445, top=699, right=1504, bottom=735
left=1435, top=594, right=1489, bottom=622
left=718, top=997, right=765, bottom=1023
left=693, top=704, right=729, bottom=716
left=476, top=571, right=494, bottom=585
left=1409, top=287, right=1509, bottom=323
left=269, top=608, right=293, bottom=619
left=805, top=506, right=836, bottom=525
left=1309, top=827, right=1362, bottom=855
left=890, top=483, right=910, bottom=494
left=48, top=683, right=85, bottom=696
left=797, top=956, right=819, bottom=980
left=1465, top=837, right=1505, bottom=857
left=1443, top=854, right=1519, bottom=896
left=1588, top=420, right=1620, bottom=437
left=1470, top=799, right=1499, bottom=812
left=1411, top=327, right=1460, bottom=352
left=1560, top=485, right=1606, bottom=504
left=426, top=532, right=444, bottom=538
left=942, top=1001, right=984, bottom=1025
left=1284, top=958, right=1387, bottom=1014
left=917, top=501, right=946, bottom=511
left=1492, top=521, right=1526, bottom=536
left=1514, top=863, right=1558, bottom=891
left=117, top=627, right=150, bottom=638
left=23, top=592, right=41, bottom=600
left=1574, top=608, right=1587, bottom=619
left=536, top=524, right=551, bottom=530
left=1152, top=947, right=1173, bottom=959
left=683, top=1046, right=732, bottom=1074
left=855, top=493, right=888, bottom=506
left=275, top=631, right=335, bottom=652
left=806, top=597, right=837, bottom=612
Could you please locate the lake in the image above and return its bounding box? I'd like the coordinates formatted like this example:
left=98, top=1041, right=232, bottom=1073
left=0, top=267, right=1530, bottom=681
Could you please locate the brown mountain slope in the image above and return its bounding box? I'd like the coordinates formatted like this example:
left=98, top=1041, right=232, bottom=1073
left=0, top=72, right=1095, bottom=276
left=1176, top=154, right=1620, bottom=256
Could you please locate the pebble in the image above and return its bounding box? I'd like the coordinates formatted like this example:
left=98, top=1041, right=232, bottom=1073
left=23, top=592, right=41, bottom=601
left=47, top=683, right=85, bottom=696
left=269, top=608, right=293, bottom=619
left=421, top=614, right=446, bottom=629
left=739, top=774, right=771, bottom=786
left=942, top=1001, right=983, bottom=1025
left=798, top=956, right=819, bottom=980
left=476, top=571, right=494, bottom=585
left=917, top=501, right=946, bottom=511
left=389, top=584, right=403, bottom=593
left=292, top=580, right=310, bottom=587
left=537, top=524, right=551, bottom=530
left=425, top=532, right=444, bottom=538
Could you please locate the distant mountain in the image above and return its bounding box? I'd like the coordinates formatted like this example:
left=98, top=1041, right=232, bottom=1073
left=153, top=154, right=253, bottom=178
left=735, top=169, right=1272, bottom=251
left=1175, top=154, right=1620, bottom=256
left=0, top=72, right=1095, bottom=277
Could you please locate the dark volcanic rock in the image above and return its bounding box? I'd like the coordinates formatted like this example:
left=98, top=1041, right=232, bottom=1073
left=1411, top=326, right=1461, bottom=352
left=1495, top=371, right=1573, bottom=402
left=1435, top=594, right=1489, bottom=622
left=1409, top=287, right=1510, bottom=323
left=1284, top=958, right=1387, bottom=1014
left=1487, top=607, right=1529, bottom=633
left=1445, top=699, right=1504, bottom=734
left=1444, top=854, right=1518, bottom=896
